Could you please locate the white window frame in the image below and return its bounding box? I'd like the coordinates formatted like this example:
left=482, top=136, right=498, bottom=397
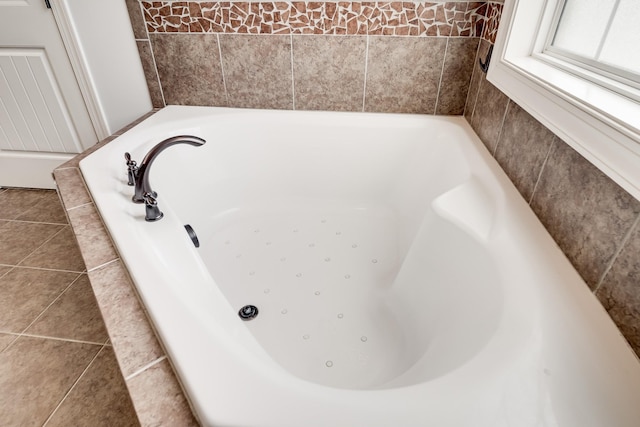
left=488, top=0, right=640, bottom=201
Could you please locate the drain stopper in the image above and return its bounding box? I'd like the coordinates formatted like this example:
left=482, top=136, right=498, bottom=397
left=238, top=305, right=259, bottom=320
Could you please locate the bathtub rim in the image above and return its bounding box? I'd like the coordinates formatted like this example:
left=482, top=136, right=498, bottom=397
left=80, top=106, right=532, bottom=425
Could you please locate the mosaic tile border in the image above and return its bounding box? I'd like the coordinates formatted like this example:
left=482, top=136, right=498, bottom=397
left=142, top=1, right=489, bottom=37
left=483, top=1, right=502, bottom=44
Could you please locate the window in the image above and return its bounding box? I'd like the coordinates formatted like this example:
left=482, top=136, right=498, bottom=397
left=545, top=0, right=640, bottom=98
left=488, top=0, right=640, bottom=201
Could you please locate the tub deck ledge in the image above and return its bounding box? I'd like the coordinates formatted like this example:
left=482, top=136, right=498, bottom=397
left=53, top=110, right=199, bottom=427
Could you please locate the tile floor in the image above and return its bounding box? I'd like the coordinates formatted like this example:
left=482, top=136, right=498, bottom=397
left=0, top=188, right=140, bottom=426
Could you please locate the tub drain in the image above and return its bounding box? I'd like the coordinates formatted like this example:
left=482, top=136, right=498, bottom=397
left=238, top=305, right=259, bottom=320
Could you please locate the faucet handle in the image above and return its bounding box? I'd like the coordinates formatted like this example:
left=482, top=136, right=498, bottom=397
left=143, top=191, right=164, bottom=222
left=124, top=152, right=138, bottom=186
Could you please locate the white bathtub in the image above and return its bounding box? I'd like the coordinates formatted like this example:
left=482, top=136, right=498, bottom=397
left=81, top=106, right=640, bottom=426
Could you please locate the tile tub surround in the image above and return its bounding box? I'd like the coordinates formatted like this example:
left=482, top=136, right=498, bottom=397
left=0, top=188, right=138, bottom=426
left=126, top=1, right=496, bottom=112
left=53, top=113, right=199, bottom=426
left=465, top=39, right=640, bottom=356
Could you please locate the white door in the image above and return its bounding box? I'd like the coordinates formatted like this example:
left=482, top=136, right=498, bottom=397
left=0, top=0, right=97, bottom=189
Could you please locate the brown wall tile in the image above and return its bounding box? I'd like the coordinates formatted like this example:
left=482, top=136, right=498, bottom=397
left=220, top=34, right=293, bottom=109
left=493, top=102, right=556, bottom=203
left=129, top=3, right=491, bottom=114
left=597, top=220, right=640, bottom=355
left=365, top=36, right=447, bottom=114
left=469, top=76, right=509, bottom=153
left=293, top=35, right=366, bottom=112
left=136, top=41, right=165, bottom=108
left=125, top=0, right=147, bottom=40
left=530, top=141, right=640, bottom=289
left=150, top=34, right=227, bottom=106
left=464, top=38, right=488, bottom=121
left=437, top=37, right=479, bottom=115
left=467, top=30, right=640, bottom=359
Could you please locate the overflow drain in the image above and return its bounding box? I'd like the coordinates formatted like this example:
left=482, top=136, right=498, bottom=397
left=184, top=224, right=199, bottom=248
left=238, top=305, right=259, bottom=320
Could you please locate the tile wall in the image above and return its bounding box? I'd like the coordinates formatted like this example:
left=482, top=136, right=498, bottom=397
left=126, top=0, right=501, bottom=114
left=465, top=4, right=640, bottom=357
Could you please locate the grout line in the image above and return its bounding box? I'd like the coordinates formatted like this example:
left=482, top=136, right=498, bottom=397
left=529, top=136, right=556, bottom=205
left=41, top=344, right=106, bottom=427
left=65, top=201, right=94, bottom=212
left=468, top=39, right=487, bottom=123
left=434, top=37, right=449, bottom=115
left=217, top=33, right=230, bottom=107
left=147, top=39, right=167, bottom=107
left=20, top=333, right=107, bottom=347
left=594, top=212, right=640, bottom=294
left=0, top=265, right=13, bottom=280
left=492, top=98, right=511, bottom=157
left=463, top=38, right=482, bottom=117
left=469, top=71, right=482, bottom=124
left=2, top=218, right=69, bottom=226
left=0, top=264, right=85, bottom=274
left=362, top=35, right=369, bottom=112
left=462, top=37, right=481, bottom=117
left=125, top=355, right=167, bottom=381
left=87, top=258, right=120, bottom=273
left=0, top=333, right=19, bottom=355
left=0, top=331, right=107, bottom=347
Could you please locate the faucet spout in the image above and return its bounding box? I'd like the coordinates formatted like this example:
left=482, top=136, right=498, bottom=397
left=132, top=135, right=206, bottom=203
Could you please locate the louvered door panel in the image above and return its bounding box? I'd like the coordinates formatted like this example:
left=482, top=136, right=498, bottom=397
left=0, top=49, right=82, bottom=153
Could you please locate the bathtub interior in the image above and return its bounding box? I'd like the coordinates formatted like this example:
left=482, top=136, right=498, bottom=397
left=78, top=107, right=640, bottom=425
left=140, top=111, right=505, bottom=389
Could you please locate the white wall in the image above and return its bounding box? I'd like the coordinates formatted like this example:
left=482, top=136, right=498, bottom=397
left=57, top=0, right=152, bottom=138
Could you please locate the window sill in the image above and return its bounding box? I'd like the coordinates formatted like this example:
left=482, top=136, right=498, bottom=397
left=488, top=0, right=640, bottom=201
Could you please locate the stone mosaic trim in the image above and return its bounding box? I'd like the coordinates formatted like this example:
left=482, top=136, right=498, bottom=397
left=483, top=1, right=502, bottom=43
left=142, top=1, right=488, bottom=36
